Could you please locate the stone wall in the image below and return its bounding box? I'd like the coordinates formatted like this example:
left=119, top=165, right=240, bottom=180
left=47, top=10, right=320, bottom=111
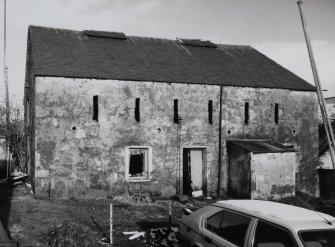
left=250, top=152, right=296, bottom=199
left=31, top=76, right=319, bottom=199
left=227, top=144, right=251, bottom=199
left=34, top=77, right=221, bottom=199
left=222, top=87, right=319, bottom=196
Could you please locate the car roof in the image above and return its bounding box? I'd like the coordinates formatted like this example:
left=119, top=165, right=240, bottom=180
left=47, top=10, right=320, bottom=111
left=214, top=200, right=335, bottom=232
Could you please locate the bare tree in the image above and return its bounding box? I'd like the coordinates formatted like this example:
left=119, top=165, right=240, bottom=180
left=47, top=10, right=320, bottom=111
left=0, top=95, right=25, bottom=173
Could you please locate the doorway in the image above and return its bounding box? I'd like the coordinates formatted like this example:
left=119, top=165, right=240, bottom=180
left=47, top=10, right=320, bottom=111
left=182, top=148, right=206, bottom=195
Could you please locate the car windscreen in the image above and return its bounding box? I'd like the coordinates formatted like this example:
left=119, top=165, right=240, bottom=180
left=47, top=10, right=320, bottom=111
left=300, top=229, right=335, bottom=247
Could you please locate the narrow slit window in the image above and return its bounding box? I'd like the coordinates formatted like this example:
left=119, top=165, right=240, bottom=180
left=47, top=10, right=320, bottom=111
left=135, top=98, right=140, bottom=122
left=244, top=102, right=249, bottom=125
left=275, top=103, right=279, bottom=124
left=93, top=95, right=98, bottom=121
left=174, top=99, right=179, bottom=124
left=208, top=100, right=213, bottom=124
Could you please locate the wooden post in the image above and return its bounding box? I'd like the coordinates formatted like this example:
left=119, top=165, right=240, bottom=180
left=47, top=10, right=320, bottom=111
left=297, top=0, right=335, bottom=170
left=168, top=201, right=172, bottom=229
left=110, top=204, right=113, bottom=245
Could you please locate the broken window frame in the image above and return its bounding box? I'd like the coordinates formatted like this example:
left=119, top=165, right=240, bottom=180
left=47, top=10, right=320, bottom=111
left=125, top=146, right=152, bottom=181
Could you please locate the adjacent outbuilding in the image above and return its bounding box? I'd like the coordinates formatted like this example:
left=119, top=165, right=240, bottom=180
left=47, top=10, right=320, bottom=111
left=227, top=140, right=297, bottom=199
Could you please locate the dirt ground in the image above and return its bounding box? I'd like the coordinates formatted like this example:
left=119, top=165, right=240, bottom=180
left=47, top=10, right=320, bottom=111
left=0, top=183, right=186, bottom=246
left=1, top=182, right=335, bottom=247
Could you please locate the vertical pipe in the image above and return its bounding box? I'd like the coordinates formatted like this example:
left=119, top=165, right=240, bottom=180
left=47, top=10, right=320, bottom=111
left=177, top=123, right=180, bottom=194
left=297, top=0, right=335, bottom=170
left=217, top=86, right=223, bottom=197
left=110, top=204, right=113, bottom=245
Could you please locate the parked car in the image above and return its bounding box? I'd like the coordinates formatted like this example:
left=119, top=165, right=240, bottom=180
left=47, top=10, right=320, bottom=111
left=177, top=200, right=335, bottom=247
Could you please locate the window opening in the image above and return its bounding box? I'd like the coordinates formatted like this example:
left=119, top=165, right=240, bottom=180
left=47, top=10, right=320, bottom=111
left=174, top=99, right=179, bottom=124
left=275, top=103, right=279, bottom=124
left=244, top=102, right=249, bottom=125
left=93, top=95, right=98, bottom=121
left=135, top=98, right=140, bottom=122
left=208, top=100, right=213, bottom=124
left=129, top=153, right=144, bottom=176
left=126, top=147, right=152, bottom=181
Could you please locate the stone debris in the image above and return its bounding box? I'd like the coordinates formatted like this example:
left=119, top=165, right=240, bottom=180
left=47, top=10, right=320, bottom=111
left=192, top=190, right=203, bottom=198
left=175, top=195, right=189, bottom=203
left=123, top=231, right=139, bottom=235
left=145, top=227, right=180, bottom=247
left=130, top=193, right=152, bottom=204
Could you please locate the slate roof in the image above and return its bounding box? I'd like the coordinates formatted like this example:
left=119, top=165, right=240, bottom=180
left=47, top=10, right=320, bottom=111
left=228, top=140, right=296, bottom=153
left=27, top=26, right=316, bottom=91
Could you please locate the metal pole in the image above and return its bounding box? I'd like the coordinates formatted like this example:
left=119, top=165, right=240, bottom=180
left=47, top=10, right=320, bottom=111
left=4, top=0, right=10, bottom=178
left=297, top=0, right=335, bottom=170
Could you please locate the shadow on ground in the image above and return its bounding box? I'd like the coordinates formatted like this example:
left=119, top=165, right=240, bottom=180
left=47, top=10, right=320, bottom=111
left=0, top=182, right=13, bottom=239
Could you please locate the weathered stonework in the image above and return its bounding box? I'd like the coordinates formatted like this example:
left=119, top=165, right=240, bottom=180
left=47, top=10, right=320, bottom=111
left=222, top=87, right=319, bottom=196
left=251, top=152, right=296, bottom=199
left=34, top=77, right=221, bottom=199
left=30, top=76, right=319, bottom=199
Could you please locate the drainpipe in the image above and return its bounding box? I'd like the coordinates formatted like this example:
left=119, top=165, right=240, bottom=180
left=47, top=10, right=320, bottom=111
left=217, top=86, right=223, bottom=197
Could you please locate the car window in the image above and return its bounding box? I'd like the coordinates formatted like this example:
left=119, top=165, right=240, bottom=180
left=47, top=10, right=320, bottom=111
left=218, top=211, right=251, bottom=247
left=253, top=221, right=298, bottom=247
left=206, top=211, right=224, bottom=234
left=300, top=230, right=335, bottom=247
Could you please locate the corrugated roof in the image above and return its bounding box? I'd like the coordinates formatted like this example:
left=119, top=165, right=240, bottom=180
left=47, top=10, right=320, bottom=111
left=228, top=140, right=296, bottom=153
left=319, top=121, right=335, bottom=156
left=326, top=97, right=335, bottom=104
left=27, top=26, right=316, bottom=91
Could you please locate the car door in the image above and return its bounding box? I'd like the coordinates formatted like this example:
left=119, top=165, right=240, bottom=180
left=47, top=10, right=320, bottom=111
left=251, top=220, right=300, bottom=247
left=201, top=210, right=225, bottom=246
left=211, top=210, right=252, bottom=247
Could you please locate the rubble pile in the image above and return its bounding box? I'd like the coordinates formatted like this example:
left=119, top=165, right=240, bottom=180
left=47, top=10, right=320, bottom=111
left=130, top=193, right=152, bottom=205
left=41, top=220, right=106, bottom=247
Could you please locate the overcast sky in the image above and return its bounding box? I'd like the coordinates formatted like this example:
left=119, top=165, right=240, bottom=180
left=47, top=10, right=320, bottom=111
left=0, top=0, right=334, bottom=102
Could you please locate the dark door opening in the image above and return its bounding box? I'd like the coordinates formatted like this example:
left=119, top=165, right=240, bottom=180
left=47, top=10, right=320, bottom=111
left=183, top=150, right=191, bottom=195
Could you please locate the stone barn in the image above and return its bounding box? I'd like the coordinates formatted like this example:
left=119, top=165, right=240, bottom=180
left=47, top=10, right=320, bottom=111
left=24, top=26, right=319, bottom=199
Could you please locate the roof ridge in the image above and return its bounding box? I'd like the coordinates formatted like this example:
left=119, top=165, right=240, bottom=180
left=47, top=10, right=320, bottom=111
left=28, top=25, right=242, bottom=47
